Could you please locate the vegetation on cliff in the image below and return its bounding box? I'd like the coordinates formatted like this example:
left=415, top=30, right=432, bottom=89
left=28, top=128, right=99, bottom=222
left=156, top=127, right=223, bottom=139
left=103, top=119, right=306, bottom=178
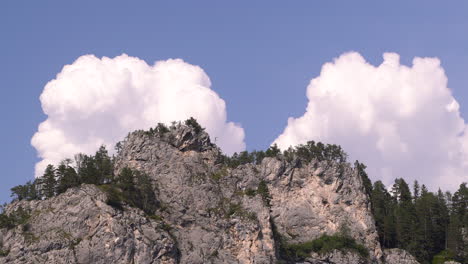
left=2, top=118, right=467, bottom=263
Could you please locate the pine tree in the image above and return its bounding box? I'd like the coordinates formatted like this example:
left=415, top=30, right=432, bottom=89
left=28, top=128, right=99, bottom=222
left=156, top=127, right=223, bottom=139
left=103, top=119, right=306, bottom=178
left=265, top=144, right=280, bottom=157
left=76, top=154, right=99, bottom=184
left=392, top=178, right=417, bottom=250
left=413, top=180, right=420, bottom=201
left=41, top=164, right=57, bottom=198
left=355, top=161, right=372, bottom=198
left=56, top=160, right=80, bottom=194
left=10, top=184, right=29, bottom=201
left=94, top=145, right=113, bottom=184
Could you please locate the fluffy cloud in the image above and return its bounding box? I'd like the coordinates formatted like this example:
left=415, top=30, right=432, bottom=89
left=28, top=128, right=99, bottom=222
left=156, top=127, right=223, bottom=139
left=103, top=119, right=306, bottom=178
left=32, top=54, right=245, bottom=177
left=274, top=52, right=468, bottom=191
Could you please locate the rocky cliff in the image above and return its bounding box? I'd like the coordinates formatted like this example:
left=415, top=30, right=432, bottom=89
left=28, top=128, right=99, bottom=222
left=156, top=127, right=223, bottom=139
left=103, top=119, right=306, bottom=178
left=0, top=123, right=419, bottom=264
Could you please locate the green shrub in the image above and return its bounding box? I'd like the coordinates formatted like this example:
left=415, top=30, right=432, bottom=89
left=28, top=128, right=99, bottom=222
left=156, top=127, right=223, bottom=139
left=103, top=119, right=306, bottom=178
left=282, top=234, right=369, bottom=261
left=0, top=241, right=9, bottom=257
left=156, top=123, right=169, bottom=136
left=257, top=180, right=271, bottom=207
left=0, top=206, right=30, bottom=230
left=432, top=250, right=455, bottom=264
left=148, top=214, right=163, bottom=221
left=98, top=185, right=124, bottom=210
left=210, top=167, right=228, bottom=182
left=185, top=117, right=203, bottom=133
left=99, top=168, right=159, bottom=215
left=0, top=248, right=9, bottom=257
left=244, top=188, right=256, bottom=197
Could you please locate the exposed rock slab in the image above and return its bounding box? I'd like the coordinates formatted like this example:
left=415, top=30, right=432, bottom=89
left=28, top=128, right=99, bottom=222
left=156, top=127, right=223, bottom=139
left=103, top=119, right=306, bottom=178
left=0, top=124, right=420, bottom=264
left=383, top=248, right=420, bottom=264
left=0, top=185, right=177, bottom=264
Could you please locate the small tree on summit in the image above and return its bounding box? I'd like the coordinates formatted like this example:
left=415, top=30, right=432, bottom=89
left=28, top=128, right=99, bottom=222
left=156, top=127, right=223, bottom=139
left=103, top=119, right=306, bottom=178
left=56, top=160, right=80, bottom=194
left=185, top=117, right=204, bottom=133
left=94, top=146, right=114, bottom=184
left=41, top=164, right=57, bottom=198
left=265, top=144, right=281, bottom=157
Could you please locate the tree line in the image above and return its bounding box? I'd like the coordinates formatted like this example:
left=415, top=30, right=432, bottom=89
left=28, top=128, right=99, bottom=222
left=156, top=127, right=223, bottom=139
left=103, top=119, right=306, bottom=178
left=371, top=178, right=467, bottom=263
left=8, top=146, right=157, bottom=215
left=5, top=119, right=467, bottom=263
left=10, top=146, right=114, bottom=201
left=220, top=140, right=347, bottom=168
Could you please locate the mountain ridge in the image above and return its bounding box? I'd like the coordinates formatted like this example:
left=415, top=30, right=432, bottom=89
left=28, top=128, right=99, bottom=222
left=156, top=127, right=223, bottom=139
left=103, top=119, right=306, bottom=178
left=1, top=120, right=465, bottom=264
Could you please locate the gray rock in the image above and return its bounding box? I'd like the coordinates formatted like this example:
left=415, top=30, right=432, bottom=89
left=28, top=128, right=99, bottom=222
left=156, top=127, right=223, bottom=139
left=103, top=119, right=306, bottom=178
left=305, top=250, right=369, bottom=264
left=0, top=185, right=178, bottom=264
left=0, top=123, right=420, bottom=264
left=383, top=248, right=420, bottom=264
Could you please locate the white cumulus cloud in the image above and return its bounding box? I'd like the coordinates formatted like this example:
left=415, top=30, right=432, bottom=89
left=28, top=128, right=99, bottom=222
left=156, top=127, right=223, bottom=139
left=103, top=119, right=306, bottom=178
left=274, top=52, right=468, bottom=191
left=32, top=54, right=245, bottom=177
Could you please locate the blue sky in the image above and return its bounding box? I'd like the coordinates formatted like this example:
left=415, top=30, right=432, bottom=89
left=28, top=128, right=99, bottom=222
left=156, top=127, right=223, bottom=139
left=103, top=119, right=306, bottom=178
left=1, top=1, right=468, bottom=203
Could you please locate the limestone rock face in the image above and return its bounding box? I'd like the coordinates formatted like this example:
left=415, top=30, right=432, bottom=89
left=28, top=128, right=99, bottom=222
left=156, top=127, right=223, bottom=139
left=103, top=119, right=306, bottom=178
left=0, top=185, right=178, bottom=264
left=114, top=126, right=276, bottom=264
left=383, top=249, right=420, bottom=264
left=261, top=157, right=382, bottom=260
left=114, top=124, right=382, bottom=263
left=0, top=124, right=418, bottom=264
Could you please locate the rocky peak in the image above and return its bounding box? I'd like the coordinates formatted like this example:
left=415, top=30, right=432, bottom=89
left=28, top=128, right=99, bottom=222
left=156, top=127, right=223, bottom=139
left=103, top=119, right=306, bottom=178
left=1, top=123, right=422, bottom=264
left=168, top=123, right=214, bottom=152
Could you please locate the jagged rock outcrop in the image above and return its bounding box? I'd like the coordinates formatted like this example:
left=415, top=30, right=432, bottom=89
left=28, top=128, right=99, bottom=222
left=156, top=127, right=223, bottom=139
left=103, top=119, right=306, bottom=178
left=114, top=124, right=382, bottom=263
left=114, top=126, right=276, bottom=264
left=0, top=123, right=420, bottom=264
left=0, top=185, right=178, bottom=264
left=261, top=157, right=382, bottom=260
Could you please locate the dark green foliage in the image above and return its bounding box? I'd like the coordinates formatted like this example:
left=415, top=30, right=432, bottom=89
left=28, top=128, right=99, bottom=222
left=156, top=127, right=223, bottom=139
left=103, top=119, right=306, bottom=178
left=103, top=167, right=159, bottom=215
left=265, top=144, right=281, bottom=157
left=281, top=234, right=369, bottom=261
left=220, top=140, right=347, bottom=170
left=446, top=183, right=468, bottom=262
left=75, top=154, right=98, bottom=184
left=371, top=181, right=397, bottom=248
left=221, top=150, right=267, bottom=168
left=115, top=141, right=123, bottom=154
left=210, top=167, right=228, bottom=182
left=10, top=145, right=114, bottom=201
left=94, top=146, right=114, bottom=183
left=244, top=188, right=256, bottom=197
left=257, top=180, right=271, bottom=207
left=10, top=180, right=38, bottom=201
left=392, top=178, right=417, bottom=249
left=0, top=206, right=30, bottom=230
left=56, top=160, right=80, bottom=195
left=0, top=241, right=8, bottom=257
left=156, top=123, right=169, bottom=135
left=207, top=198, right=257, bottom=221
left=99, top=184, right=124, bottom=210
left=9, top=144, right=159, bottom=216
left=185, top=117, right=203, bottom=133
left=41, top=165, right=57, bottom=198
left=146, top=123, right=171, bottom=137
left=292, top=141, right=347, bottom=163
left=75, top=145, right=113, bottom=185
left=5, top=120, right=467, bottom=263
left=354, top=161, right=372, bottom=198
left=371, top=179, right=467, bottom=264
left=431, top=250, right=455, bottom=264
